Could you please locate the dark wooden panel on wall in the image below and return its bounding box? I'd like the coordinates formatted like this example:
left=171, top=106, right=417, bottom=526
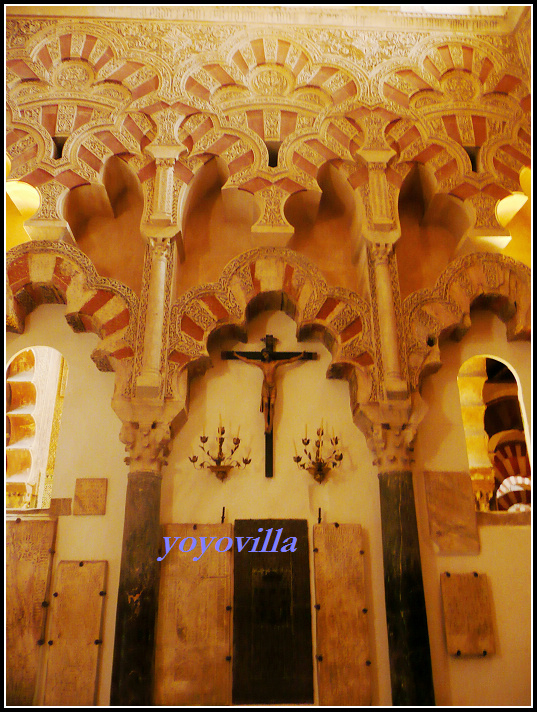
left=154, top=523, right=233, bottom=705
left=44, top=560, right=107, bottom=705
left=313, top=523, right=372, bottom=705
left=232, top=519, right=313, bottom=705
left=6, top=518, right=57, bottom=705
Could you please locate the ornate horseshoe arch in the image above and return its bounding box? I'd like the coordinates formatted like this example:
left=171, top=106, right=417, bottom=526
left=166, top=247, right=376, bottom=413
left=403, top=251, right=531, bottom=391
left=6, top=241, right=138, bottom=375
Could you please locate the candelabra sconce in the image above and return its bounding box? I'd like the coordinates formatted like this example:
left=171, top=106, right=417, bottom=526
left=189, top=425, right=251, bottom=481
left=293, top=423, right=343, bottom=484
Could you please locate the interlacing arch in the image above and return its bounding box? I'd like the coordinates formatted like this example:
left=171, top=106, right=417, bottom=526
left=379, top=37, right=531, bottom=223
left=6, top=241, right=138, bottom=372
left=403, top=252, right=531, bottom=390
left=165, top=247, right=376, bottom=408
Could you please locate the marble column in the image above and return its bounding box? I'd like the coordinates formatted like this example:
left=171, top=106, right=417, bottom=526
left=110, top=422, right=170, bottom=705
left=368, top=242, right=408, bottom=398
left=378, top=468, right=435, bottom=706
left=357, top=401, right=436, bottom=705
left=135, top=237, right=171, bottom=397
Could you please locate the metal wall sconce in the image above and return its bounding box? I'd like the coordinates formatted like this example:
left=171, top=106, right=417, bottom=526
left=189, top=423, right=251, bottom=481
left=293, top=422, right=343, bottom=483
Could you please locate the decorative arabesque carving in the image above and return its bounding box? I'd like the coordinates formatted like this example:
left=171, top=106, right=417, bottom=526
left=6, top=241, right=138, bottom=383
left=6, top=15, right=531, bottom=244
left=167, top=247, right=375, bottom=409
left=404, top=253, right=531, bottom=390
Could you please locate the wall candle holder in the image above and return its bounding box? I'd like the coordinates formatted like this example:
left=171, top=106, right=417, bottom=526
left=293, top=422, right=343, bottom=483
left=189, top=425, right=251, bottom=481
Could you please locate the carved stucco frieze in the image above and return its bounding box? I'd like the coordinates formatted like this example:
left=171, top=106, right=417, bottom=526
left=7, top=15, right=531, bottom=238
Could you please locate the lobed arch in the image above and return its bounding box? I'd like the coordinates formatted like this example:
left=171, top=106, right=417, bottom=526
left=403, top=251, right=531, bottom=391
left=6, top=241, right=138, bottom=373
left=166, top=247, right=376, bottom=411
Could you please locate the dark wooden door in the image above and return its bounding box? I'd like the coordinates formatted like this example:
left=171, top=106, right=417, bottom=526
left=232, top=519, right=313, bottom=704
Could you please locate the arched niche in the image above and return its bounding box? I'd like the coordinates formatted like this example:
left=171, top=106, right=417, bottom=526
left=403, top=251, right=531, bottom=392
left=285, top=162, right=364, bottom=294
left=457, top=354, right=531, bottom=512
left=178, top=156, right=257, bottom=293
left=63, top=155, right=146, bottom=296
left=161, top=308, right=373, bottom=526
left=396, top=163, right=473, bottom=300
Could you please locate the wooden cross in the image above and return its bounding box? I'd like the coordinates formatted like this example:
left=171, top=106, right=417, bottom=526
left=222, top=334, right=317, bottom=478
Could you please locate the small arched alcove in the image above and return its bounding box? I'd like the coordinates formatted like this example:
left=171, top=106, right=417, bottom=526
left=457, top=354, right=530, bottom=512
left=179, top=156, right=256, bottom=293
left=6, top=346, right=68, bottom=510
left=286, top=162, right=363, bottom=293
left=396, top=163, right=472, bottom=300
left=63, top=155, right=146, bottom=295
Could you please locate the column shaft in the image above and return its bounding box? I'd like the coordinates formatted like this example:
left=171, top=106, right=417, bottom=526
left=378, top=470, right=435, bottom=706
left=110, top=471, right=162, bottom=705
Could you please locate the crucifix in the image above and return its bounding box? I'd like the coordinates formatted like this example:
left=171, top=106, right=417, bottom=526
left=222, top=334, right=318, bottom=478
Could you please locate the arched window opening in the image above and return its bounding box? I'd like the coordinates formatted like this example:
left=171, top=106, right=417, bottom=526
left=458, top=355, right=531, bottom=513
left=5, top=347, right=68, bottom=510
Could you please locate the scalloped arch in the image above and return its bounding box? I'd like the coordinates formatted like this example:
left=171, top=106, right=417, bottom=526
left=403, top=252, right=531, bottom=390
left=6, top=241, right=139, bottom=372
left=166, top=247, right=377, bottom=406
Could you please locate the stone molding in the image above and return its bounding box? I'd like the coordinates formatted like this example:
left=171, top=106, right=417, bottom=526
left=6, top=7, right=528, bottom=34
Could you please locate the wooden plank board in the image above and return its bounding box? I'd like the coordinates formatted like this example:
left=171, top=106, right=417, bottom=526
left=73, top=478, right=108, bottom=515
left=154, top=523, right=233, bottom=706
left=232, top=519, right=313, bottom=705
left=313, top=523, right=371, bottom=706
left=43, top=560, right=107, bottom=705
left=6, top=518, right=57, bottom=705
left=440, top=572, right=496, bottom=656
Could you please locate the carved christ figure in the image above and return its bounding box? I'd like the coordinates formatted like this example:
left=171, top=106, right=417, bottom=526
left=234, top=349, right=307, bottom=433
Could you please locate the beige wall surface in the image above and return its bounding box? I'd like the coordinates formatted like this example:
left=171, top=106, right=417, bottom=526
left=415, top=309, right=531, bottom=705
left=6, top=302, right=531, bottom=706
left=7, top=304, right=127, bottom=706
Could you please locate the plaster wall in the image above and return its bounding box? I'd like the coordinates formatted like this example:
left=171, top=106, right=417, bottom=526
left=415, top=309, right=531, bottom=706
left=6, top=305, right=530, bottom=706
left=7, top=305, right=127, bottom=706
left=161, top=309, right=392, bottom=705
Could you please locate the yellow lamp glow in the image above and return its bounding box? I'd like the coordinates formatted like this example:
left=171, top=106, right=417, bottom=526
left=495, top=167, right=531, bottom=268
left=6, top=155, right=42, bottom=250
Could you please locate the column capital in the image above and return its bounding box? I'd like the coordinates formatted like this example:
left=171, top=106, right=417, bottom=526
left=354, top=394, right=428, bottom=473
left=367, top=241, right=393, bottom=263
left=119, top=419, right=171, bottom=476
